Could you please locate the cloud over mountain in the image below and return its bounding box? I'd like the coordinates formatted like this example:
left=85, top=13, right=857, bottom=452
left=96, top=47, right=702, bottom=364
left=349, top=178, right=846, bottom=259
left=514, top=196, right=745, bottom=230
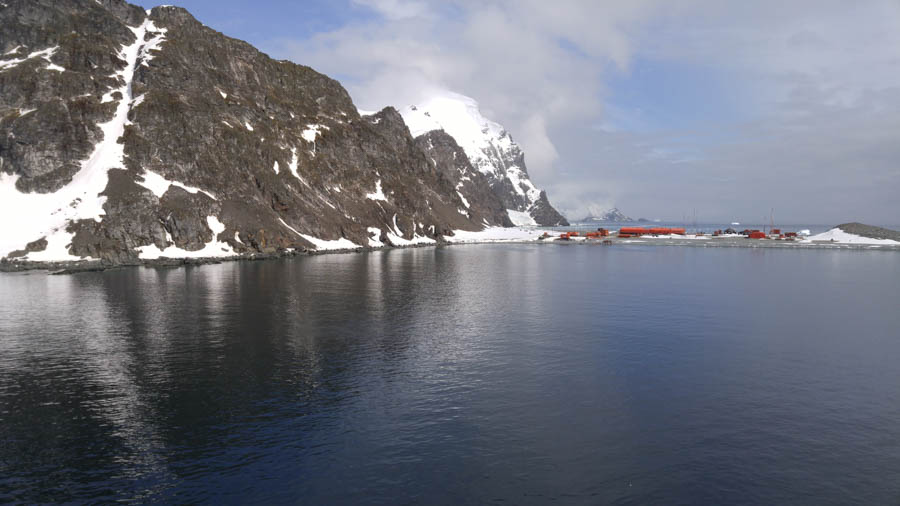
left=273, top=0, right=900, bottom=224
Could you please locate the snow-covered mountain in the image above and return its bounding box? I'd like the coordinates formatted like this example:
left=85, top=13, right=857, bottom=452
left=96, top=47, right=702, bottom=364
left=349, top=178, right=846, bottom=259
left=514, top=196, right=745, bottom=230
left=0, top=0, right=521, bottom=267
left=399, top=92, right=568, bottom=226
left=580, top=208, right=633, bottom=223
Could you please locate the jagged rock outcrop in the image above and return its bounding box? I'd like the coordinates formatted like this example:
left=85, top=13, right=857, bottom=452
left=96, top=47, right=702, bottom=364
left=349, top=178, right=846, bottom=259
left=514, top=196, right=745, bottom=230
left=0, top=0, right=515, bottom=264
left=399, top=92, right=569, bottom=227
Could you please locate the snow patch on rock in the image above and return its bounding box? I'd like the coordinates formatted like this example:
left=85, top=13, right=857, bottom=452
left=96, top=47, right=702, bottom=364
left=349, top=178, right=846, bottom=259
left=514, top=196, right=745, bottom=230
left=286, top=147, right=307, bottom=184
left=0, top=45, right=59, bottom=72
left=385, top=214, right=435, bottom=246
left=136, top=216, right=235, bottom=259
left=367, top=227, right=384, bottom=247
left=138, top=20, right=167, bottom=67
left=366, top=179, right=387, bottom=201
left=456, top=190, right=470, bottom=209
left=301, top=124, right=328, bottom=155
left=302, top=124, right=328, bottom=142
left=137, top=170, right=217, bottom=200
left=279, top=218, right=360, bottom=251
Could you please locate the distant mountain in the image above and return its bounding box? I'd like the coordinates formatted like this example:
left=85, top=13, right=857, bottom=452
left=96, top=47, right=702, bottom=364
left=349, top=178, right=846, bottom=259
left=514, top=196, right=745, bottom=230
left=580, top=207, right=633, bottom=223
left=399, top=92, right=568, bottom=227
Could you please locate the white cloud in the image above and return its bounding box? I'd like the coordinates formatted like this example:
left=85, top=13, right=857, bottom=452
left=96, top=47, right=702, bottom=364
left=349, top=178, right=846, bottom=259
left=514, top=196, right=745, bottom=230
left=351, top=0, right=429, bottom=21
left=280, top=0, right=649, bottom=183
left=275, top=0, right=900, bottom=225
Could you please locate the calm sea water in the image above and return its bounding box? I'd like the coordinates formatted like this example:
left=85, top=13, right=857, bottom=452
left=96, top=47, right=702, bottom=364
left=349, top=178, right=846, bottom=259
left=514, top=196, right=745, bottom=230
left=1, top=244, right=899, bottom=504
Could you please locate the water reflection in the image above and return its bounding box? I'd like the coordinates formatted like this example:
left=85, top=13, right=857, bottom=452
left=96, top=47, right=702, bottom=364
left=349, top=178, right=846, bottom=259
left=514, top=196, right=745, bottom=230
left=1, top=246, right=900, bottom=503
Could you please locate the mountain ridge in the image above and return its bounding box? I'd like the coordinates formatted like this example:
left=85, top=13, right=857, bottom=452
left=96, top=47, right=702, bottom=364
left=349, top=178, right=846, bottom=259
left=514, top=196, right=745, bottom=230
left=580, top=207, right=633, bottom=223
left=0, top=0, right=567, bottom=266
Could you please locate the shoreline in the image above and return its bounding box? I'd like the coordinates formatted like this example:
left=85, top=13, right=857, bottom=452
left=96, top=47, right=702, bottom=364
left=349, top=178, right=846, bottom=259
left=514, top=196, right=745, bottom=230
left=3, top=233, right=899, bottom=275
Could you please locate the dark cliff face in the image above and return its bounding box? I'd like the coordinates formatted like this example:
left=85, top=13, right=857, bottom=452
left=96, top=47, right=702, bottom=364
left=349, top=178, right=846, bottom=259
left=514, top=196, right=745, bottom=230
left=415, top=130, right=513, bottom=228
left=1, top=0, right=515, bottom=263
left=415, top=125, right=568, bottom=227
left=530, top=191, right=569, bottom=226
left=0, top=0, right=145, bottom=193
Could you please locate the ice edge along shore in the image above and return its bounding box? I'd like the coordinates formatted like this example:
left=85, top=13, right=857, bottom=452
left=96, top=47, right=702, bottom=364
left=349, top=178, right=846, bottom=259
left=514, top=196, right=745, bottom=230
left=3, top=226, right=899, bottom=275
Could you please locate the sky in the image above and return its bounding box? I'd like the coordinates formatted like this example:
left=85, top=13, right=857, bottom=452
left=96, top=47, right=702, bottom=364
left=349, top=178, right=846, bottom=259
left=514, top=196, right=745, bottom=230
left=144, top=0, right=900, bottom=225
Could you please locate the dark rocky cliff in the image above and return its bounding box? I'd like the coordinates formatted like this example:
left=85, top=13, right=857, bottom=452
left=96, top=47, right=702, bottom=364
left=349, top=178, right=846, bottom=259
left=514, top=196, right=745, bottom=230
left=415, top=130, right=514, bottom=228
left=1, top=0, right=518, bottom=264
left=1, top=0, right=145, bottom=193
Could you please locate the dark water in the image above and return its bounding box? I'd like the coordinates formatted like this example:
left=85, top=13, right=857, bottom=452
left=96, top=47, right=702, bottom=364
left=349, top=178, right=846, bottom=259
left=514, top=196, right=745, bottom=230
left=2, top=245, right=900, bottom=504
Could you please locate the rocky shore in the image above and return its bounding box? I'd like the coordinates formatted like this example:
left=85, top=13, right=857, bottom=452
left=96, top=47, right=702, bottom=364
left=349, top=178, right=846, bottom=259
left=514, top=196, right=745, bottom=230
left=4, top=223, right=899, bottom=275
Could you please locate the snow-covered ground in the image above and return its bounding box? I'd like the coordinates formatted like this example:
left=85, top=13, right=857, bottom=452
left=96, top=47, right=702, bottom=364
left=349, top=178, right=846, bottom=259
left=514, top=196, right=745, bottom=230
left=444, top=227, right=549, bottom=243
left=507, top=209, right=537, bottom=227
left=804, top=228, right=900, bottom=245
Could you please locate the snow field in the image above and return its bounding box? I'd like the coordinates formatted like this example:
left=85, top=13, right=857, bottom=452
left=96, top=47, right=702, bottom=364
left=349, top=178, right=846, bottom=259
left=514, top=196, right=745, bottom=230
left=804, top=228, right=900, bottom=245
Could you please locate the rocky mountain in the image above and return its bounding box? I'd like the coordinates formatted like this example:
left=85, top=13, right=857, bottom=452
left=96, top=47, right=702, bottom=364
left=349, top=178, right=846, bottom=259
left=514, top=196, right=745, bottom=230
left=0, top=0, right=549, bottom=266
left=580, top=208, right=633, bottom=223
left=414, top=130, right=514, bottom=228
left=399, top=92, right=569, bottom=227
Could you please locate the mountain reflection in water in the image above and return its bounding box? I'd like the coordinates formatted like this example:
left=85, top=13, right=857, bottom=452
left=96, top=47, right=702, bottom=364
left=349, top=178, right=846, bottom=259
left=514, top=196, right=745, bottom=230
left=1, top=245, right=899, bottom=504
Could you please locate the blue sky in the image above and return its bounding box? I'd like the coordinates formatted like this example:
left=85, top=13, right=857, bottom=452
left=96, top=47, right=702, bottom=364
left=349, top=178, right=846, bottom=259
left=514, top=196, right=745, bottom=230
left=602, top=58, right=746, bottom=133
left=145, top=1, right=361, bottom=47
left=144, top=1, right=900, bottom=224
